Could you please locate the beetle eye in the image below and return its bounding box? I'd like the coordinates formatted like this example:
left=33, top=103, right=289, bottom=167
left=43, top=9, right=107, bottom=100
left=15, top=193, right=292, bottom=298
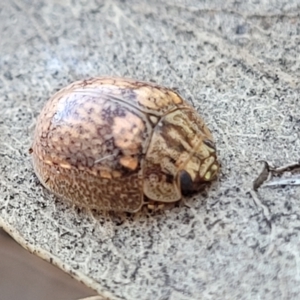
left=179, top=170, right=195, bottom=195
left=179, top=170, right=208, bottom=195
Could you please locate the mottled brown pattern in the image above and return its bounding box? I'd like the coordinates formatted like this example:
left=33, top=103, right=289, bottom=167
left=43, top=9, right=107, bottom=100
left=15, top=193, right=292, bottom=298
left=31, top=77, right=219, bottom=212
left=32, top=152, right=143, bottom=212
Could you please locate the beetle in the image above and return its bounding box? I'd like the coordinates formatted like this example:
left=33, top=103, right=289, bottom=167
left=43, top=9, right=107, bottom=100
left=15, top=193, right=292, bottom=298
left=30, top=77, right=219, bottom=212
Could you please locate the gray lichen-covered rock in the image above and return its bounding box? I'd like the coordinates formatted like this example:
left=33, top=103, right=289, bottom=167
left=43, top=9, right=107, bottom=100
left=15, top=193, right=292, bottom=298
left=1, top=1, right=300, bottom=299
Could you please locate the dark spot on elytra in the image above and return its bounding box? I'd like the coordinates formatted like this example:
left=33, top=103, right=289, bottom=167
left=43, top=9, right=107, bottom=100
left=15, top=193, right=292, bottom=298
left=121, top=88, right=136, bottom=102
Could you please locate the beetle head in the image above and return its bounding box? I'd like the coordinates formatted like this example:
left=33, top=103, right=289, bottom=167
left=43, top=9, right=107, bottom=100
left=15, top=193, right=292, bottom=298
left=178, top=139, right=219, bottom=195
left=143, top=108, right=219, bottom=204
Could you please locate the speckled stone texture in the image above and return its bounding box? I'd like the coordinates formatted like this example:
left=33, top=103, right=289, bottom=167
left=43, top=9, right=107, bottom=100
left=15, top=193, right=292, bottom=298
left=0, top=1, right=300, bottom=300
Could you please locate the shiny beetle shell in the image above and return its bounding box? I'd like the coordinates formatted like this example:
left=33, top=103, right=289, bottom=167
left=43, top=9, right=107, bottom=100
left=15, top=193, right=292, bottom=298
left=31, top=77, right=219, bottom=212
